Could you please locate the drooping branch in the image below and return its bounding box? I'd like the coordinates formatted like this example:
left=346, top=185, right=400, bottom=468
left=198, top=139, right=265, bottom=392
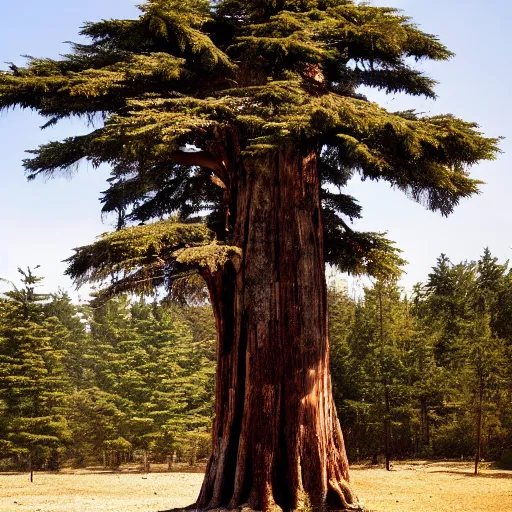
left=323, top=206, right=407, bottom=280
left=65, top=219, right=241, bottom=305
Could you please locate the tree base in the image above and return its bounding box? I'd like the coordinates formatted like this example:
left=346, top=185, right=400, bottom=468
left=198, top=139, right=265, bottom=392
left=159, top=502, right=365, bottom=512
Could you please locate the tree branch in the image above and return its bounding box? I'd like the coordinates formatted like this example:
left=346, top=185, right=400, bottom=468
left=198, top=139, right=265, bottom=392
left=169, top=150, right=226, bottom=174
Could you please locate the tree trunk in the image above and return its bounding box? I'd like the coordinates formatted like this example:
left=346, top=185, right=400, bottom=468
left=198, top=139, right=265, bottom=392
left=378, top=287, right=391, bottom=472
left=144, top=450, right=150, bottom=474
left=384, top=386, right=391, bottom=472
left=420, top=397, right=430, bottom=449
left=474, top=383, right=484, bottom=476
left=190, top=438, right=198, bottom=467
left=197, top=146, right=358, bottom=511
left=29, top=453, right=33, bottom=483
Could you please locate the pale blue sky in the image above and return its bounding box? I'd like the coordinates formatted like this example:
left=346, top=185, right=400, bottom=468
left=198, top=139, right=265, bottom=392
left=0, top=0, right=509, bottom=298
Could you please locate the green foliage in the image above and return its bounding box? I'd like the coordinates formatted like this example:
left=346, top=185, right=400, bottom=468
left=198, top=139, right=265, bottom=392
left=65, top=220, right=240, bottom=304
left=0, top=0, right=507, bottom=473
left=175, top=243, right=242, bottom=273
left=329, top=249, right=512, bottom=463
left=0, top=266, right=217, bottom=470
left=69, top=296, right=215, bottom=466
left=1, top=253, right=511, bottom=470
left=67, top=220, right=213, bottom=284
left=0, top=270, right=72, bottom=470
left=0, top=0, right=501, bottom=293
left=66, top=388, right=126, bottom=467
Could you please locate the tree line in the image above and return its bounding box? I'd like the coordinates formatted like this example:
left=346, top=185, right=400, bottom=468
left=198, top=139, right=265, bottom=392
left=1, top=248, right=511, bottom=473
left=330, top=248, right=512, bottom=473
left=0, top=268, right=216, bottom=472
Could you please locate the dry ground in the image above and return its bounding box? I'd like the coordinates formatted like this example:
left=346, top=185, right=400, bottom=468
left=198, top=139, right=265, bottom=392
left=0, top=461, right=511, bottom=512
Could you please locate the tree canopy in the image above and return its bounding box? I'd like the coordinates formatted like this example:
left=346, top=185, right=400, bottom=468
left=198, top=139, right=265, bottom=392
left=0, top=0, right=500, bottom=299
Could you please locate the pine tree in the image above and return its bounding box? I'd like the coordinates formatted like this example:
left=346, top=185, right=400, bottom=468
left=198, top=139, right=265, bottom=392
left=347, top=281, right=415, bottom=467
left=477, top=248, right=508, bottom=299
left=66, top=387, right=126, bottom=467
left=328, top=285, right=356, bottom=420
left=476, top=247, right=508, bottom=337
left=0, top=1, right=500, bottom=508
left=77, top=298, right=215, bottom=468
left=424, top=256, right=478, bottom=367
left=492, top=269, right=512, bottom=465
left=408, top=290, right=445, bottom=456
left=462, top=312, right=506, bottom=475
left=468, top=249, right=508, bottom=474
left=157, top=302, right=216, bottom=464
left=0, top=269, right=72, bottom=474
left=45, top=291, right=94, bottom=389
left=414, top=253, right=511, bottom=464
left=126, top=301, right=214, bottom=467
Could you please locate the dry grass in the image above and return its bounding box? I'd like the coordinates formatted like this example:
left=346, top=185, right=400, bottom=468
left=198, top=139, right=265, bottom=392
left=351, top=461, right=512, bottom=512
left=0, top=461, right=511, bottom=512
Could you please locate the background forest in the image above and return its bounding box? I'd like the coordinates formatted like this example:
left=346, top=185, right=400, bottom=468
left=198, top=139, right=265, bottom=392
left=1, top=248, right=511, bottom=472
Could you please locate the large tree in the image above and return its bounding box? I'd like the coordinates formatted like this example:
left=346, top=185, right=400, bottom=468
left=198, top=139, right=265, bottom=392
left=0, top=1, right=499, bottom=510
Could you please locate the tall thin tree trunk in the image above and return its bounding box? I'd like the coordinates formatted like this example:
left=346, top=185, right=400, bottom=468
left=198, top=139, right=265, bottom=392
left=197, top=146, right=357, bottom=511
left=144, top=450, right=149, bottom=474
left=384, top=386, right=391, bottom=472
left=378, top=287, right=391, bottom=472
left=420, top=397, right=430, bottom=449
left=474, top=382, right=484, bottom=476
left=190, top=439, right=198, bottom=467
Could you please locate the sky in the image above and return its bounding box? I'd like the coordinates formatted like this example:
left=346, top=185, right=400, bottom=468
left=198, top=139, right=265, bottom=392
left=0, top=0, right=510, bottom=299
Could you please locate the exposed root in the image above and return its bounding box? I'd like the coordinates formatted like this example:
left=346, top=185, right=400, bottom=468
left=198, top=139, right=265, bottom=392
left=327, top=479, right=360, bottom=511
left=158, top=500, right=366, bottom=512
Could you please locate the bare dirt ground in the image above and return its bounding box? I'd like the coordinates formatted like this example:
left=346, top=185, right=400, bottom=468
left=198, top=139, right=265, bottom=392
left=0, top=461, right=511, bottom=512
left=351, top=460, right=512, bottom=511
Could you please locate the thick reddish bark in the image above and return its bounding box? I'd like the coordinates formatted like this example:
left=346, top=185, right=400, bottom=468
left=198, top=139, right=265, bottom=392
left=198, top=146, right=358, bottom=511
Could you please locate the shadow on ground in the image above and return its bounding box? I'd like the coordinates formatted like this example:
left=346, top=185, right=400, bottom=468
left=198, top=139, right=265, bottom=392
left=431, top=470, right=512, bottom=479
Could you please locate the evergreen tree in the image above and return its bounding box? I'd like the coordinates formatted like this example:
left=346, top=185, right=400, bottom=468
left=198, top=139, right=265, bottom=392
left=462, top=312, right=506, bottom=475
left=75, top=297, right=215, bottom=467
left=45, top=291, right=94, bottom=389
left=127, top=301, right=214, bottom=466
left=424, top=256, right=477, bottom=367
left=326, top=260, right=512, bottom=467
left=476, top=248, right=508, bottom=300
left=66, top=387, right=126, bottom=467
left=493, top=271, right=512, bottom=466
left=0, top=269, right=72, bottom=473
left=0, top=1, right=500, bottom=508
left=476, top=248, right=509, bottom=340
left=414, top=253, right=510, bottom=464
left=493, top=273, right=512, bottom=344
left=352, top=282, right=415, bottom=466
left=328, top=285, right=356, bottom=419
left=408, top=293, right=445, bottom=456
left=468, top=249, right=508, bottom=474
